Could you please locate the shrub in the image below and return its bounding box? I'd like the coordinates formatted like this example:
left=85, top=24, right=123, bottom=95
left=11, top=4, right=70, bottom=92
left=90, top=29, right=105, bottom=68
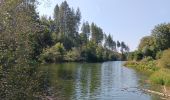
left=141, top=56, right=153, bottom=62
left=158, top=49, right=170, bottom=68
left=124, top=61, right=139, bottom=67
left=156, top=51, right=163, bottom=60
left=39, top=42, right=65, bottom=63
left=65, top=47, right=82, bottom=61
left=125, top=60, right=158, bottom=72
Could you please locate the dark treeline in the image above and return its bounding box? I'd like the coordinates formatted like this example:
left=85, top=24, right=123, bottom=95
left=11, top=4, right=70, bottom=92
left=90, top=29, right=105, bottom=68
left=0, top=0, right=129, bottom=99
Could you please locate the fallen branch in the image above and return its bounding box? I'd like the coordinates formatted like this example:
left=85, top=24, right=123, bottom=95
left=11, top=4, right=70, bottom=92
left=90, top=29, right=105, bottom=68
left=141, top=88, right=170, bottom=98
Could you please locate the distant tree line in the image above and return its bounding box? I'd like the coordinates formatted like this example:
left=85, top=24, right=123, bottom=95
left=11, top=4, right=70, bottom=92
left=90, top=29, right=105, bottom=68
left=39, top=1, right=130, bottom=63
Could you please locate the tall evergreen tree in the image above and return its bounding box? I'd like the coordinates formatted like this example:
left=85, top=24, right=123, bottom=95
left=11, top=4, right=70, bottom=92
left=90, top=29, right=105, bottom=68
left=53, top=1, right=81, bottom=50
left=91, top=23, right=103, bottom=44
left=120, top=41, right=126, bottom=53
left=105, top=34, right=116, bottom=51
left=53, top=4, right=59, bottom=33
left=80, top=21, right=90, bottom=44
left=117, top=41, right=121, bottom=48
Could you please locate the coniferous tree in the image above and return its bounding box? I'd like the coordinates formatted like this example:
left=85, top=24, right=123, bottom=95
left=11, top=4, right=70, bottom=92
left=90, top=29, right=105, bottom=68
left=53, top=1, right=81, bottom=50
left=117, top=41, right=121, bottom=48
left=91, top=23, right=103, bottom=44
left=80, top=21, right=90, bottom=44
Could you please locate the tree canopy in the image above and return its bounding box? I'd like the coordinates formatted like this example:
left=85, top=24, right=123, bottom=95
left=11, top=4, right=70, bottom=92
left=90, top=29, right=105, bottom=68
left=151, top=23, right=170, bottom=51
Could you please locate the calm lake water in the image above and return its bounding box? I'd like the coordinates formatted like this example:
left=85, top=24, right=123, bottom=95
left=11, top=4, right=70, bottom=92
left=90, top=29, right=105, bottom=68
left=41, top=61, right=162, bottom=100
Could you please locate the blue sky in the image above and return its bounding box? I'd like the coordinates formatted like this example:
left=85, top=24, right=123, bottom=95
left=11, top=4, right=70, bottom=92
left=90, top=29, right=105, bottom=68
left=37, top=0, right=170, bottom=51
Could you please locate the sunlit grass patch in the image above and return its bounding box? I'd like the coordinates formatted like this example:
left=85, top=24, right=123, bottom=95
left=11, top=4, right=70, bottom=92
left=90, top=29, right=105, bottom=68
left=150, top=68, right=170, bottom=86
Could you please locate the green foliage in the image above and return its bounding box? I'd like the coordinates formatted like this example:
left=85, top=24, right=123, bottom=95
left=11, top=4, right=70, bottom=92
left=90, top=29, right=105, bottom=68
left=141, top=56, right=154, bottom=62
left=125, top=60, right=170, bottom=86
left=0, top=0, right=50, bottom=99
left=125, top=18, right=170, bottom=87
left=156, top=51, right=163, bottom=60
left=150, top=69, right=170, bottom=86
left=109, top=52, right=119, bottom=61
left=105, top=34, right=116, bottom=51
left=80, top=41, right=119, bottom=62
left=50, top=1, right=129, bottom=62
left=120, top=53, right=127, bottom=61
left=80, top=32, right=88, bottom=45
left=158, top=49, right=170, bottom=68
left=133, top=51, right=143, bottom=61
left=79, top=21, right=91, bottom=45
left=127, top=52, right=135, bottom=61
left=125, top=60, right=158, bottom=72
left=151, top=23, right=170, bottom=51
left=81, top=21, right=90, bottom=41
left=134, top=23, right=170, bottom=60
left=65, top=47, right=82, bottom=61
left=124, top=61, right=139, bottom=67
left=96, top=46, right=104, bottom=61
left=40, top=43, right=65, bottom=63
left=138, top=36, right=156, bottom=50
left=142, top=46, right=151, bottom=56
left=53, top=1, right=81, bottom=50
left=126, top=49, right=170, bottom=86
left=0, top=50, right=15, bottom=67
left=0, top=64, right=49, bottom=99
left=134, top=36, right=157, bottom=60
left=138, top=60, right=158, bottom=72
left=117, top=41, right=121, bottom=48
left=91, top=23, right=104, bottom=44
left=81, top=41, right=98, bottom=62
left=120, top=41, right=129, bottom=54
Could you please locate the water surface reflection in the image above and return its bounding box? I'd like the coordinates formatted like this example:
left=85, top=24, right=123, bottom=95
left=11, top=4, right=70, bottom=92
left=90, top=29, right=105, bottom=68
left=41, top=61, right=162, bottom=100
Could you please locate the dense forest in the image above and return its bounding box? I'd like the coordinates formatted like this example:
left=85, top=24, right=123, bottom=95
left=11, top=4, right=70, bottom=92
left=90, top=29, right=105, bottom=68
left=125, top=23, right=170, bottom=87
left=0, top=0, right=129, bottom=99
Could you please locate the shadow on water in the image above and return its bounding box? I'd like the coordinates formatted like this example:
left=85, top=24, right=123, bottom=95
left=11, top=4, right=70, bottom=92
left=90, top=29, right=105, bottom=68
left=40, top=61, right=163, bottom=100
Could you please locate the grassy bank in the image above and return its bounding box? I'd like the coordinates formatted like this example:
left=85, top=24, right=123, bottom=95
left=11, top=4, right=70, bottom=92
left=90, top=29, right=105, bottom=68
left=150, top=68, right=170, bottom=86
left=124, top=60, right=170, bottom=86
left=124, top=60, right=159, bottom=72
